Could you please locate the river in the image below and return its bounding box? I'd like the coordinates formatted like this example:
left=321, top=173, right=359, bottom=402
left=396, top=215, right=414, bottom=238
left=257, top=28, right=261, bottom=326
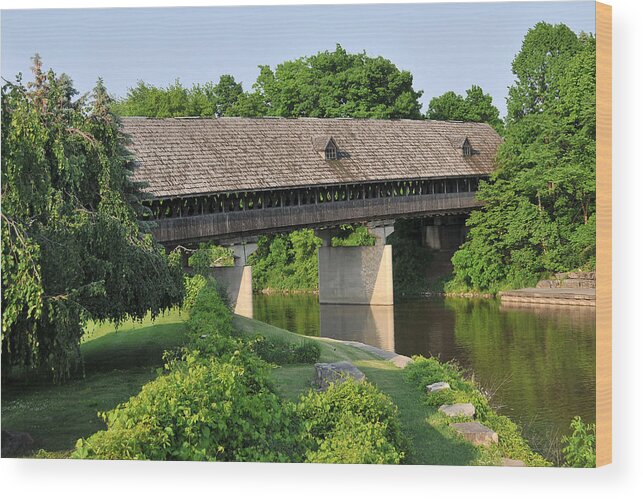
left=254, top=294, right=596, bottom=461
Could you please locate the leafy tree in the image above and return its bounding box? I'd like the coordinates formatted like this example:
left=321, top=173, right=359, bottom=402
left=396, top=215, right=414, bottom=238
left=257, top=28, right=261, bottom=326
left=210, top=75, right=243, bottom=117
left=506, top=22, right=582, bottom=123
left=112, top=75, right=243, bottom=118
left=227, top=44, right=423, bottom=119
left=1, top=56, right=184, bottom=381
left=427, top=85, right=503, bottom=132
left=449, top=25, right=596, bottom=292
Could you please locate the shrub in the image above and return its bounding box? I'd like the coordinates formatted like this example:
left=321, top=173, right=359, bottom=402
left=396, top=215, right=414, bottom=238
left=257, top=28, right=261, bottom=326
left=305, top=411, right=403, bottom=464
left=186, top=281, right=235, bottom=343
left=73, top=352, right=302, bottom=462
left=251, top=336, right=321, bottom=365
left=183, top=274, right=207, bottom=311
left=296, top=378, right=406, bottom=464
left=293, top=340, right=321, bottom=364
left=561, top=416, right=596, bottom=467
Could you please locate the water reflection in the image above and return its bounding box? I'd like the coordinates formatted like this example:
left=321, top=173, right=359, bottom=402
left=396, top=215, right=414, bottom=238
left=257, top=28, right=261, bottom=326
left=253, top=294, right=596, bottom=459
left=320, top=304, right=395, bottom=352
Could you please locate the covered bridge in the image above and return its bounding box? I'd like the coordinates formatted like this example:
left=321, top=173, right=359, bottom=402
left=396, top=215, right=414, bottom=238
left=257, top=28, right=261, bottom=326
left=123, top=117, right=501, bottom=245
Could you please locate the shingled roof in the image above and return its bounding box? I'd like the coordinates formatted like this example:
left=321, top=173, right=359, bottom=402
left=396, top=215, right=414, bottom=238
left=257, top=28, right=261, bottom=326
left=122, top=117, right=501, bottom=199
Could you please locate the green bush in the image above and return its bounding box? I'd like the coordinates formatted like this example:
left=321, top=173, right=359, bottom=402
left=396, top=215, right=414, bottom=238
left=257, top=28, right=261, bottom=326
left=251, top=336, right=321, bottom=365
left=296, top=378, right=406, bottom=464
left=186, top=281, right=235, bottom=342
left=72, top=352, right=301, bottom=461
left=293, top=340, right=321, bottom=364
left=305, top=411, right=403, bottom=464
left=183, top=274, right=207, bottom=311
left=561, top=416, right=596, bottom=467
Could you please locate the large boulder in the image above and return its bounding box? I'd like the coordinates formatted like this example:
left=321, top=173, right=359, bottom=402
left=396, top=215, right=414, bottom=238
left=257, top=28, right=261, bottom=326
left=314, top=361, right=366, bottom=390
left=1, top=430, right=34, bottom=457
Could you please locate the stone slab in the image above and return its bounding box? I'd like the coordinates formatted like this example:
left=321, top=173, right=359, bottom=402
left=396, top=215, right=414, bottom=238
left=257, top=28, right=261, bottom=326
left=499, top=288, right=596, bottom=307
left=337, top=340, right=412, bottom=368
left=439, top=402, right=475, bottom=418
left=427, top=381, right=451, bottom=393
left=314, top=361, right=366, bottom=390
left=450, top=422, right=498, bottom=446
left=501, top=458, right=526, bottom=467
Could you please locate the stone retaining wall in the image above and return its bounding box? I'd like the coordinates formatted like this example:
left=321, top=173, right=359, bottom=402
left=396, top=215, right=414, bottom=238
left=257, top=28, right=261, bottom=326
left=536, top=271, right=596, bottom=289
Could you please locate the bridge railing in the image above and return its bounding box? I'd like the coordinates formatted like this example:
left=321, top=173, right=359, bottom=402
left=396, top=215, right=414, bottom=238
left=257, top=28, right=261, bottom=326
left=147, top=182, right=484, bottom=245
left=142, top=176, right=483, bottom=221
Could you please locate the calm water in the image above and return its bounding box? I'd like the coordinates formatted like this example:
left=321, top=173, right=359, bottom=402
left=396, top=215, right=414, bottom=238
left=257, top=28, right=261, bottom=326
left=254, top=294, right=596, bottom=459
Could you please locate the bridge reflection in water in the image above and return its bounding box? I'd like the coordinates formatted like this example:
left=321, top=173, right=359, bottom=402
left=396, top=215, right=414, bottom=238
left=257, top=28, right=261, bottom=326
left=319, top=304, right=395, bottom=353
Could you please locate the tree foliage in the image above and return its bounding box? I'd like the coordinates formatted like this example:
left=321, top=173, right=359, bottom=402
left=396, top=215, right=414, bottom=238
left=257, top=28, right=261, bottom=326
left=1, top=57, right=184, bottom=381
left=112, top=75, right=243, bottom=118
left=449, top=24, right=596, bottom=292
left=227, top=44, right=423, bottom=119
left=426, top=85, right=503, bottom=132
left=249, top=230, right=322, bottom=292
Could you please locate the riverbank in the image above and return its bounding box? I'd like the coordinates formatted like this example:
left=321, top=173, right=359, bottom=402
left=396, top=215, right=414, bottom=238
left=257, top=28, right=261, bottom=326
left=234, top=315, right=549, bottom=466
left=2, top=304, right=548, bottom=465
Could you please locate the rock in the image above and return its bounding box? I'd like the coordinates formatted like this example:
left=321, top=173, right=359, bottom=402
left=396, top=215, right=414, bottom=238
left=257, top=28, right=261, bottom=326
left=450, top=422, right=498, bottom=446
left=562, top=278, right=596, bottom=289
left=1, top=430, right=34, bottom=457
left=501, top=457, right=525, bottom=467
left=438, top=402, right=475, bottom=418
left=567, top=271, right=595, bottom=280
left=314, top=361, right=365, bottom=390
left=426, top=381, right=450, bottom=393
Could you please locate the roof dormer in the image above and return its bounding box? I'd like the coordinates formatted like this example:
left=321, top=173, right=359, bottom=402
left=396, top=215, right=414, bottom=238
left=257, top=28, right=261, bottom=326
left=313, top=135, right=339, bottom=160
left=461, top=137, right=473, bottom=157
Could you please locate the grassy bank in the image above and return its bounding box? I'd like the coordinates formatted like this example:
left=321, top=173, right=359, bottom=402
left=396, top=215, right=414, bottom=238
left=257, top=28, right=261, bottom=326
left=3, top=303, right=546, bottom=465
left=1, top=309, right=187, bottom=455
left=234, top=315, right=548, bottom=466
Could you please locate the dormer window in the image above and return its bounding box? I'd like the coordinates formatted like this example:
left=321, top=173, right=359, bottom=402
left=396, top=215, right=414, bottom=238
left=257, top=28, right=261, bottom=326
left=325, top=144, right=337, bottom=160
left=462, top=137, right=473, bottom=157
left=313, top=135, right=339, bottom=160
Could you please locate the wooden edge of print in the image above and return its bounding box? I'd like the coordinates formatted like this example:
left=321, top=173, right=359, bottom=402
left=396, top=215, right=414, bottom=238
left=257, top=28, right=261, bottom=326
left=596, top=1, right=612, bottom=467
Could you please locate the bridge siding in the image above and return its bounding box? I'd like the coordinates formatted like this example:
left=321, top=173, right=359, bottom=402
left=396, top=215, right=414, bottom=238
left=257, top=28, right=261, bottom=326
left=152, top=191, right=480, bottom=245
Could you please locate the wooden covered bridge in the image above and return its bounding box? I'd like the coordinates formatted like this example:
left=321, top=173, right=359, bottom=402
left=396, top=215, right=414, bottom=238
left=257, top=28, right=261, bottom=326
left=123, top=117, right=501, bottom=311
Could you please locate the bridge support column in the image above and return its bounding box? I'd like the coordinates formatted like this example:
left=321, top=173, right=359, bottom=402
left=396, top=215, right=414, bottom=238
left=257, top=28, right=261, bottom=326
left=317, top=225, right=394, bottom=305
left=211, top=243, right=256, bottom=318
left=422, top=216, right=467, bottom=250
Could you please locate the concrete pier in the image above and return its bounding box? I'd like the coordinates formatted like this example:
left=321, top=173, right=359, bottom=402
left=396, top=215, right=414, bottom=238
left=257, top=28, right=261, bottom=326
left=211, top=243, right=256, bottom=318
left=317, top=225, right=394, bottom=306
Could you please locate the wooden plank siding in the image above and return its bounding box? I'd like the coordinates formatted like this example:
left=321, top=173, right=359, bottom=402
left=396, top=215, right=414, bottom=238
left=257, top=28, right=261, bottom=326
left=150, top=190, right=481, bottom=245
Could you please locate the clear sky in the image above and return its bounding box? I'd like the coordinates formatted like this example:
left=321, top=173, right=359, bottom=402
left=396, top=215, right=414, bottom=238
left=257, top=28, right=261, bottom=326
left=1, top=1, right=595, bottom=117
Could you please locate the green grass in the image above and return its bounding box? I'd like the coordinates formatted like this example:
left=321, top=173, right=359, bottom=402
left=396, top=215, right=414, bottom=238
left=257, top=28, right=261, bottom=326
left=1, top=309, right=187, bottom=455
left=233, top=315, right=485, bottom=465
left=3, top=309, right=533, bottom=465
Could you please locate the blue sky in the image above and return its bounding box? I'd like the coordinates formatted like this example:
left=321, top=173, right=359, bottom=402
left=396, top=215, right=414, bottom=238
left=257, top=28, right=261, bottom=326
left=1, top=2, right=595, bottom=117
